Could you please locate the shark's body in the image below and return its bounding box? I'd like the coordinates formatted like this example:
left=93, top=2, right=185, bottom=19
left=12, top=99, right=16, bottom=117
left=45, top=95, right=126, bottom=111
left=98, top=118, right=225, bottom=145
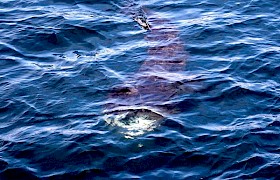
left=103, top=8, right=187, bottom=137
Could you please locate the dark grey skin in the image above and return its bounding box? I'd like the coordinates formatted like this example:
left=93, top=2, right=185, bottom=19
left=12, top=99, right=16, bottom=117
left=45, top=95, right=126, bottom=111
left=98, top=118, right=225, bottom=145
left=103, top=8, right=188, bottom=137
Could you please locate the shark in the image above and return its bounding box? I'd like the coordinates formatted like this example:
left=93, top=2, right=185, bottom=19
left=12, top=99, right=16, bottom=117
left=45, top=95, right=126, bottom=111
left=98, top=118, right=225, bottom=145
left=103, top=6, right=188, bottom=138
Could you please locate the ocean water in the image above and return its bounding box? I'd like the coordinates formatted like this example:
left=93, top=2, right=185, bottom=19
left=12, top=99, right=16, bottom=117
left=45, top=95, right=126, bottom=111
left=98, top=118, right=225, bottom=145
left=0, top=0, right=279, bottom=179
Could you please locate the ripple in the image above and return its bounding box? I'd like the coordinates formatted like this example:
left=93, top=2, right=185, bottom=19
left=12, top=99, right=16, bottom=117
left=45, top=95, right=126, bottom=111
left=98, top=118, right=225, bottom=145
left=42, top=168, right=109, bottom=179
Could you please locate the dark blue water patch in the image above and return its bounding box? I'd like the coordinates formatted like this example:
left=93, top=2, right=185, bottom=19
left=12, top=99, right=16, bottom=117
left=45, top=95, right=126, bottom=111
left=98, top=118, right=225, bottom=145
left=0, top=58, right=20, bottom=70
left=0, top=43, right=24, bottom=58
left=0, top=168, right=39, bottom=180
left=0, top=159, right=8, bottom=171
left=123, top=152, right=175, bottom=174
left=45, top=169, right=110, bottom=179
left=244, top=164, right=280, bottom=179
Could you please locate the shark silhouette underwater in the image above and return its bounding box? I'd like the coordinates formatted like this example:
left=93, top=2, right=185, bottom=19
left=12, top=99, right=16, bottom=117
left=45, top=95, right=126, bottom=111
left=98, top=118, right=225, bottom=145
left=103, top=8, right=189, bottom=137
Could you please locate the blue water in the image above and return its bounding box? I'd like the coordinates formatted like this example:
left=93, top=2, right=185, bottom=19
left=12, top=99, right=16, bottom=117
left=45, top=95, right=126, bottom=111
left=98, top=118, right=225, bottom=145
left=0, top=0, right=279, bottom=179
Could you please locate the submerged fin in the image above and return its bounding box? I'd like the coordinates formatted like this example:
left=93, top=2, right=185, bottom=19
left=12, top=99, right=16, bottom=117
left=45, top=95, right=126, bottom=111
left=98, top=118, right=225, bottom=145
left=134, top=16, right=151, bottom=30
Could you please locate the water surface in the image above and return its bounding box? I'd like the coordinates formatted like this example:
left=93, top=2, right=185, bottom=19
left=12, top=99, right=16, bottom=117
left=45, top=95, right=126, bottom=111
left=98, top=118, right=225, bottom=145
left=0, top=0, right=279, bottom=179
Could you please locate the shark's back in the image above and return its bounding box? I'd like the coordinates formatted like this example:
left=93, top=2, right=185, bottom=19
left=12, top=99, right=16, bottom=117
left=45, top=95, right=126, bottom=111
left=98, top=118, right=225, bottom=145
left=103, top=5, right=187, bottom=137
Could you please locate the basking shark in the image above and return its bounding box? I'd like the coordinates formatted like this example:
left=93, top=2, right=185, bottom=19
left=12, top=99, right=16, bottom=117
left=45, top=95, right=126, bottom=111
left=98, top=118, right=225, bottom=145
left=103, top=7, right=188, bottom=137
